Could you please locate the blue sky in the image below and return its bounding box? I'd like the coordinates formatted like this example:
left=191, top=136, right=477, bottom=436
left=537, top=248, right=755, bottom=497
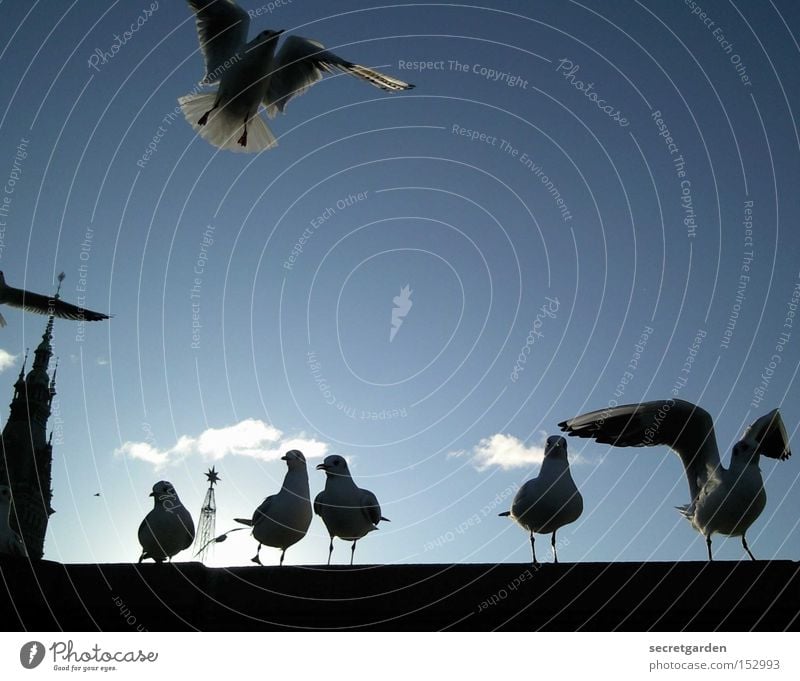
left=0, top=0, right=798, bottom=567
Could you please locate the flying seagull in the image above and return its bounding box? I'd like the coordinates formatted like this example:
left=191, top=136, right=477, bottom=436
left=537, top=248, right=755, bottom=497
left=138, top=481, right=195, bottom=563
left=498, top=436, right=583, bottom=565
left=559, top=399, right=791, bottom=560
left=0, top=271, right=110, bottom=328
left=180, top=0, right=414, bottom=152
left=314, top=455, right=389, bottom=565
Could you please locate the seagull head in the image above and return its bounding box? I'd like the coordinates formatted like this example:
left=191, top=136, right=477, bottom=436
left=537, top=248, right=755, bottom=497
left=544, top=435, right=569, bottom=460
left=316, top=454, right=350, bottom=477
left=250, top=28, right=284, bottom=50
left=150, top=480, right=177, bottom=499
left=281, top=449, right=307, bottom=469
left=730, top=440, right=760, bottom=469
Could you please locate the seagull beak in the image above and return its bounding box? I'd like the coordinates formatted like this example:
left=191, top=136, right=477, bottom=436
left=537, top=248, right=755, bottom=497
left=280, top=455, right=288, bottom=461
left=149, top=492, right=154, bottom=497
left=316, top=463, right=328, bottom=471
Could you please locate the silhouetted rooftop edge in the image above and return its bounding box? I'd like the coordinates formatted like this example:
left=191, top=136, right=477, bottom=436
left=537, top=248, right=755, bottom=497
left=2, top=558, right=797, bottom=631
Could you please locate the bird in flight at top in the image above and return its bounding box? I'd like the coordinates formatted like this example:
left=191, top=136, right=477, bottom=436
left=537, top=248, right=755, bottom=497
left=0, top=271, right=110, bottom=328
left=180, top=0, right=414, bottom=152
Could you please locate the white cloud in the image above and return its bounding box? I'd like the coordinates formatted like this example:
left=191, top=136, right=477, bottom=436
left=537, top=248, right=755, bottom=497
left=0, top=349, right=17, bottom=373
left=115, top=418, right=328, bottom=471
left=451, top=432, right=549, bottom=471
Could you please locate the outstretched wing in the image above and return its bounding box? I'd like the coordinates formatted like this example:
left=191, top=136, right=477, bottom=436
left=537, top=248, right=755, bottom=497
left=742, top=408, right=792, bottom=460
left=559, top=399, right=721, bottom=500
left=3, top=284, right=109, bottom=321
left=187, top=0, right=250, bottom=84
left=360, top=488, right=382, bottom=527
left=265, top=36, right=413, bottom=117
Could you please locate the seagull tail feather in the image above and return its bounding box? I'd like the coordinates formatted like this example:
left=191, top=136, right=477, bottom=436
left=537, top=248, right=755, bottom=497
left=675, top=504, right=693, bottom=521
left=498, top=511, right=511, bottom=517
left=234, top=518, right=254, bottom=526
left=178, top=93, right=277, bottom=152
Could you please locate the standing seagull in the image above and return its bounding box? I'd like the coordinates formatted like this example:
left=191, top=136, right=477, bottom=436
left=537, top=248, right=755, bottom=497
left=498, top=436, right=583, bottom=564
left=138, top=481, right=196, bottom=563
left=0, top=272, right=109, bottom=328
left=314, top=455, right=389, bottom=565
left=234, top=450, right=312, bottom=566
left=559, top=399, right=791, bottom=560
left=180, top=0, right=414, bottom=152
left=0, top=485, right=27, bottom=557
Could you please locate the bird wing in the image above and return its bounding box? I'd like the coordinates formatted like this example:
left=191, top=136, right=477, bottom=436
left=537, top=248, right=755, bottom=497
left=742, top=408, right=792, bottom=460
left=265, top=36, right=413, bottom=117
left=313, top=490, right=326, bottom=517
left=559, top=399, right=721, bottom=500
left=187, top=0, right=250, bottom=84
left=2, top=284, right=109, bottom=321
left=252, top=495, right=274, bottom=522
left=360, top=488, right=382, bottom=527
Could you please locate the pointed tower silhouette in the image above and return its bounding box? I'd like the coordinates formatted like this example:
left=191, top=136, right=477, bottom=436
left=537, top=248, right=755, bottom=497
left=0, top=275, right=63, bottom=558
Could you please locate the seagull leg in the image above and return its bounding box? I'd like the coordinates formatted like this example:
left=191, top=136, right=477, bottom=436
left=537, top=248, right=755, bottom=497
left=197, top=103, right=218, bottom=126
left=251, top=544, right=263, bottom=565
left=741, top=534, right=756, bottom=561
left=279, top=549, right=286, bottom=567
left=551, top=530, right=559, bottom=564
left=327, top=537, right=334, bottom=566
left=237, top=114, right=250, bottom=147
left=706, top=534, right=713, bottom=562
left=529, top=530, right=539, bottom=566
left=350, top=540, right=357, bottom=566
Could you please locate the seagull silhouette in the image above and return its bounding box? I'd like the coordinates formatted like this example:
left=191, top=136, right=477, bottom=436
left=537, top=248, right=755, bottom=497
left=180, top=0, right=414, bottom=152
left=314, top=455, right=389, bottom=565
left=0, top=271, right=110, bottom=328
left=498, top=436, right=583, bottom=565
left=559, top=399, right=791, bottom=560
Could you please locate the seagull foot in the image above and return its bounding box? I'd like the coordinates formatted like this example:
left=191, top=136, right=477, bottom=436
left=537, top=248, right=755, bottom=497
left=237, top=129, right=248, bottom=147
left=198, top=111, right=211, bottom=126
left=250, top=554, right=263, bottom=566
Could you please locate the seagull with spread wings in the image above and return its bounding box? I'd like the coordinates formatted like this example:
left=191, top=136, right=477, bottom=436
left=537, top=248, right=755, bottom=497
left=0, top=271, right=110, bottom=328
left=180, top=0, right=414, bottom=152
left=559, top=399, right=791, bottom=560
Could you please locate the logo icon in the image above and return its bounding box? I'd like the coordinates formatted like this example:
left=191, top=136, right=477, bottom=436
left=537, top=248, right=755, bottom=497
left=390, top=284, right=413, bottom=342
left=20, top=641, right=45, bottom=669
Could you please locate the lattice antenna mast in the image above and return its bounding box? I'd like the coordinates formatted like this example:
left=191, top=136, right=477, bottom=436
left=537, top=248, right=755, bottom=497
left=193, top=466, right=220, bottom=563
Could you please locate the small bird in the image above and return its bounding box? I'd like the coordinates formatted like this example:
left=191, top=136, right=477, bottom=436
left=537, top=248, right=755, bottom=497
left=138, top=481, right=195, bottom=563
left=0, top=485, right=27, bottom=557
left=0, top=271, right=110, bottom=328
left=180, top=0, right=414, bottom=152
left=498, top=436, right=583, bottom=564
left=314, top=455, right=389, bottom=565
left=234, top=450, right=312, bottom=566
left=559, top=399, right=791, bottom=560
